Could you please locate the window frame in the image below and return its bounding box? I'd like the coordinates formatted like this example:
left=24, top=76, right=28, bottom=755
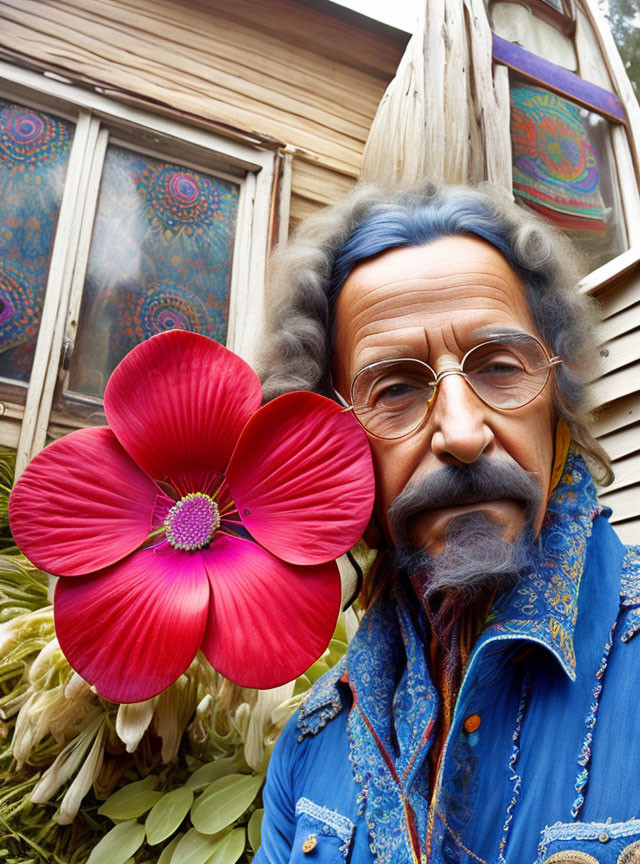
left=491, top=32, right=640, bottom=288
left=0, top=61, right=280, bottom=476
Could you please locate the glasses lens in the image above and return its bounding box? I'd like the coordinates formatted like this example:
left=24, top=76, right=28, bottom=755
left=351, top=359, right=435, bottom=438
left=463, top=335, right=551, bottom=408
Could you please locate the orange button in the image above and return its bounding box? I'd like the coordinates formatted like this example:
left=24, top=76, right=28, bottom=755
left=464, top=714, right=481, bottom=734
left=302, top=835, right=317, bottom=854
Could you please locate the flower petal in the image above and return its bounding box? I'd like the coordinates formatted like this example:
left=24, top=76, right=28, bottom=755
left=54, top=546, right=210, bottom=703
left=200, top=534, right=341, bottom=688
left=226, top=392, right=375, bottom=565
left=104, top=330, right=262, bottom=488
left=9, top=427, right=168, bottom=577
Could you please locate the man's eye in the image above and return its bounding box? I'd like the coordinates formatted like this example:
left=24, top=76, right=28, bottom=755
left=373, top=382, right=419, bottom=407
left=483, top=362, right=522, bottom=374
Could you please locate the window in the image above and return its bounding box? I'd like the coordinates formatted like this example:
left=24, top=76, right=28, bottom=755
left=0, top=62, right=277, bottom=473
left=493, top=34, right=633, bottom=271
left=510, top=79, right=626, bottom=268
left=0, top=100, right=74, bottom=398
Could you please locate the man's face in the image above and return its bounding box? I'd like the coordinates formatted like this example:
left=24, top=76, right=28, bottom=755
left=332, top=236, right=557, bottom=553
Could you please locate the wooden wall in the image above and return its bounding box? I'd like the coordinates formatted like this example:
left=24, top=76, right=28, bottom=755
left=0, top=0, right=408, bottom=225
left=590, top=250, right=640, bottom=544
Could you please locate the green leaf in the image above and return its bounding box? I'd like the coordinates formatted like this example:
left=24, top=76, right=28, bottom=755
left=171, top=828, right=226, bottom=864
left=146, top=786, right=194, bottom=845
left=186, top=757, right=238, bottom=792
left=157, top=833, right=183, bottom=864
left=327, top=636, right=348, bottom=667
left=248, top=808, right=264, bottom=852
left=293, top=673, right=312, bottom=696
left=191, top=774, right=263, bottom=835
left=97, top=776, right=162, bottom=821
left=205, top=827, right=245, bottom=864
left=86, top=820, right=145, bottom=864
left=305, top=661, right=330, bottom=684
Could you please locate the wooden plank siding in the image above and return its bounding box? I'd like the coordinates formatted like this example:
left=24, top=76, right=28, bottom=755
left=591, top=254, right=640, bottom=544
left=0, top=0, right=407, bottom=223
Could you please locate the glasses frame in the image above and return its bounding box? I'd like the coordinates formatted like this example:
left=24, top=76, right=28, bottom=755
left=337, top=334, right=563, bottom=440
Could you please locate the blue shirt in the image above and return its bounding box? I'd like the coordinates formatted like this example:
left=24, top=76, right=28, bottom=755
left=255, top=451, right=640, bottom=864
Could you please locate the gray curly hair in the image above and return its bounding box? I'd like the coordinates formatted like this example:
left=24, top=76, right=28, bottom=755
left=259, top=182, right=613, bottom=486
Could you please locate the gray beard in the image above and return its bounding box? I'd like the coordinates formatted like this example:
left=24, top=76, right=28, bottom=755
left=394, top=511, right=534, bottom=606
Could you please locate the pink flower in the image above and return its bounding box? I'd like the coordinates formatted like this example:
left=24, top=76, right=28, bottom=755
left=9, top=331, right=374, bottom=703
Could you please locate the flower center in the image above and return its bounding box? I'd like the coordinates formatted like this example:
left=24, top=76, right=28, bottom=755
left=164, top=493, right=220, bottom=551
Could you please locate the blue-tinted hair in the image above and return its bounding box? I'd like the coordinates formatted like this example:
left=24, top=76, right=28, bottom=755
left=329, top=196, right=534, bottom=322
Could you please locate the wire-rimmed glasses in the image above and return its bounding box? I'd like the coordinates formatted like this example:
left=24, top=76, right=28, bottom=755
left=338, top=333, right=562, bottom=440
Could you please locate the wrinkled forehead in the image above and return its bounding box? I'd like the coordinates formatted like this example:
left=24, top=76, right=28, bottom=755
left=332, top=235, right=537, bottom=381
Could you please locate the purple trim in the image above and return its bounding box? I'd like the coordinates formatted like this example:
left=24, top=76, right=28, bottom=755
left=492, top=33, right=626, bottom=124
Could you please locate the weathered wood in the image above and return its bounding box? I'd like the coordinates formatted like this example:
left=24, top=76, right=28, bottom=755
left=590, top=362, right=640, bottom=408
left=608, top=519, right=638, bottom=544
left=464, top=0, right=512, bottom=189
left=592, top=392, right=640, bottom=437
left=605, top=450, right=640, bottom=493
left=580, top=246, right=640, bottom=301
left=598, top=421, right=640, bottom=462
left=360, top=0, right=491, bottom=187
left=591, top=328, right=640, bottom=379
left=574, top=5, right=614, bottom=90
left=598, top=299, right=640, bottom=343
left=291, top=158, right=354, bottom=207
left=597, top=484, right=639, bottom=524
left=0, top=0, right=406, bottom=187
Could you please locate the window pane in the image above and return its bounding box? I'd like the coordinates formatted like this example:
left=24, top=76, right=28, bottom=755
left=0, top=100, right=74, bottom=397
left=65, top=146, right=239, bottom=405
left=491, top=3, right=577, bottom=70
left=510, top=82, right=627, bottom=269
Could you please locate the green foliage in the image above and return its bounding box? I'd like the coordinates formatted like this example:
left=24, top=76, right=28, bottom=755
left=97, top=777, right=163, bottom=821
left=145, top=787, right=194, bottom=845
left=85, top=820, right=146, bottom=864
left=190, top=774, right=263, bottom=836
left=247, top=809, right=264, bottom=853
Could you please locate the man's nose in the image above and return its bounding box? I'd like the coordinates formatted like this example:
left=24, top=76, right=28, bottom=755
left=427, top=372, right=494, bottom=464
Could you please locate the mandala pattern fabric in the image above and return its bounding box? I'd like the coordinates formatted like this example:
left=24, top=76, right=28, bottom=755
left=0, top=100, right=73, bottom=382
left=67, top=146, right=239, bottom=400
left=510, top=86, right=607, bottom=233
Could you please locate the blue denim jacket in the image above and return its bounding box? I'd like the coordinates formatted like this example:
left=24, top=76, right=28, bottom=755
left=255, top=451, right=640, bottom=864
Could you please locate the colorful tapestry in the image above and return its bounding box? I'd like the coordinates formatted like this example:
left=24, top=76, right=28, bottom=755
left=510, top=85, right=607, bottom=233
left=0, top=100, right=74, bottom=385
left=66, top=146, right=239, bottom=400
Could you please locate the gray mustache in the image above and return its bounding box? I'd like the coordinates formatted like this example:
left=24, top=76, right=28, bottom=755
left=388, top=457, right=542, bottom=543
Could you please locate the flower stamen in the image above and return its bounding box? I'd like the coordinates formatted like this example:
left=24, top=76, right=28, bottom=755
left=164, top=493, right=220, bottom=551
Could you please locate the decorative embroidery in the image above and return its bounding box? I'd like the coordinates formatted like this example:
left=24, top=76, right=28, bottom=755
left=540, top=853, right=599, bottom=864
left=293, top=451, right=604, bottom=864
left=619, top=546, right=640, bottom=643
left=483, top=448, right=599, bottom=680
left=618, top=840, right=640, bottom=864
left=295, top=797, right=355, bottom=856
left=346, top=592, right=436, bottom=864
left=570, top=617, right=618, bottom=819
left=498, top=665, right=533, bottom=863
left=297, top=656, right=348, bottom=741
left=537, top=819, right=640, bottom=862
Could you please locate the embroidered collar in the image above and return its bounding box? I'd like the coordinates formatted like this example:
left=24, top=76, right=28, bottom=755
left=477, top=447, right=600, bottom=680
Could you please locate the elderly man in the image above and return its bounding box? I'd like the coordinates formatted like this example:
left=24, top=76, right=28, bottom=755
left=254, top=185, right=640, bottom=864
